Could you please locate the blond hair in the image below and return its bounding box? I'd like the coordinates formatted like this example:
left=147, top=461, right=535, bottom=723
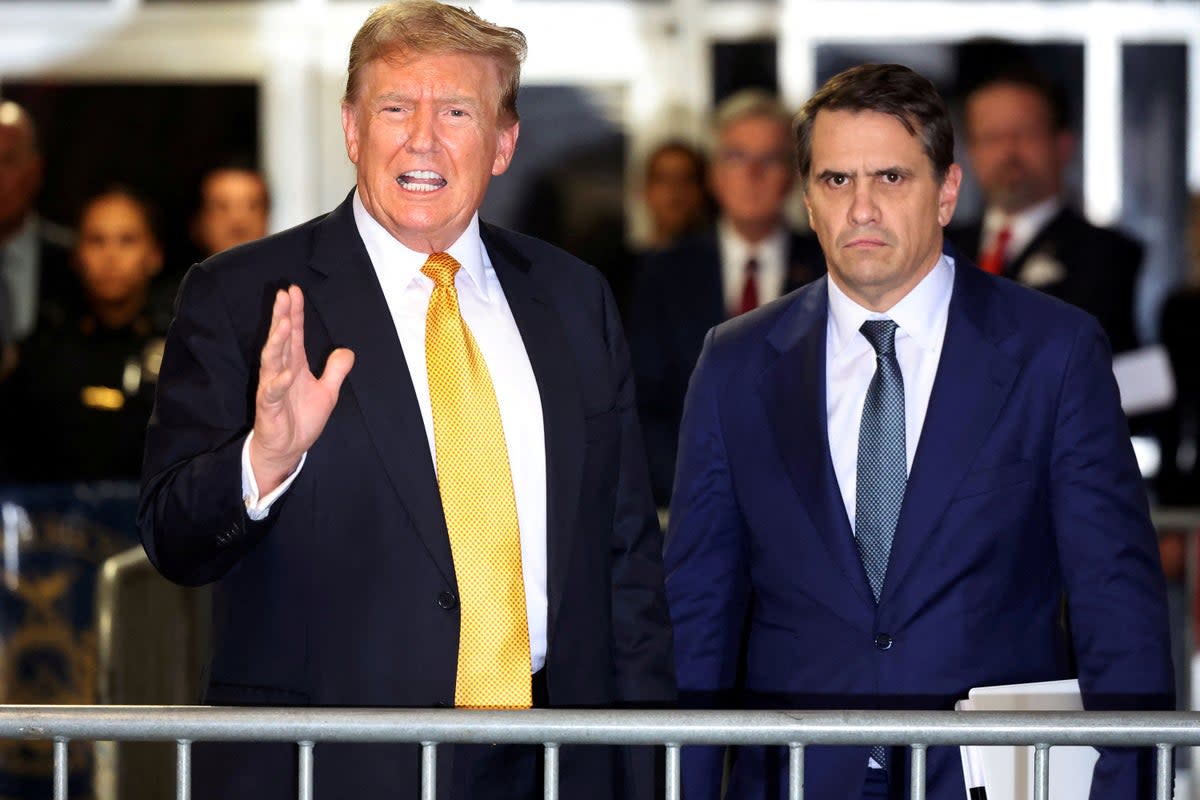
left=344, top=0, right=527, bottom=124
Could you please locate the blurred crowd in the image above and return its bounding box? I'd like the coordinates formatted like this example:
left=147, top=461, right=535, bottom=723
left=0, top=99, right=269, bottom=483
left=0, top=61, right=1197, bottom=505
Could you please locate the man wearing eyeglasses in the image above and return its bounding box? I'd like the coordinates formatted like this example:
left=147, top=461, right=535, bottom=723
left=630, top=89, right=825, bottom=507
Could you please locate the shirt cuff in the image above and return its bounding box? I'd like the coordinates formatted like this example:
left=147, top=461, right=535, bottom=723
left=241, top=431, right=306, bottom=521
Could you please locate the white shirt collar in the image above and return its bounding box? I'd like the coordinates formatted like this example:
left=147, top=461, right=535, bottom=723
left=982, top=196, right=1061, bottom=252
left=351, top=190, right=491, bottom=301
left=717, top=218, right=788, bottom=266
left=827, top=253, right=955, bottom=358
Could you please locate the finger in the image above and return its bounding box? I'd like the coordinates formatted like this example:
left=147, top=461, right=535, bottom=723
left=287, top=285, right=308, bottom=374
left=259, top=290, right=294, bottom=402
left=319, top=348, right=356, bottom=397
left=261, top=289, right=291, bottom=375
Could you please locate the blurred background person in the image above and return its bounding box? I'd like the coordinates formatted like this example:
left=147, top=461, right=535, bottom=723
left=190, top=160, right=270, bottom=258
left=951, top=67, right=1142, bottom=354
left=0, top=100, right=80, bottom=344
left=150, top=160, right=272, bottom=327
left=6, top=186, right=164, bottom=482
left=631, top=89, right=824, bottom=507
left=641, top=139, right=712, bottom=252
left=1156, top=194, right=1200, bottom=506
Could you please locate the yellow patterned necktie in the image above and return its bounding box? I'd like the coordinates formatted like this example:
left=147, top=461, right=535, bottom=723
left=421, top=252, right=532, bottom=709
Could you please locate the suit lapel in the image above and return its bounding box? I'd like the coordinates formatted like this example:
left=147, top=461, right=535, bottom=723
left=482, top=225, right=585, bottom=639
left=879, top=263, right=1019, bottom=607
left=304, top=197, right=455, bottom=584
left=760, top=279, right=875, bottom=612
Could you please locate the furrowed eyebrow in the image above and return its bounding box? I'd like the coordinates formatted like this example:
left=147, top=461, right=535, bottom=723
left=816, top=169, right=849, bottom=181
left=870, top=166, right=915, bottom=177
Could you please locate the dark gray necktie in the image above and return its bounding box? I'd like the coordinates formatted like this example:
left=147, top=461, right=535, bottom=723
left=855, top=318, right=906, bottom=771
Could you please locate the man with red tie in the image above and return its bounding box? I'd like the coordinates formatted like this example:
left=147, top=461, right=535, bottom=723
left=950, top=66, right=1142, bottom=354
left=630, top=90, right=825, bottom=506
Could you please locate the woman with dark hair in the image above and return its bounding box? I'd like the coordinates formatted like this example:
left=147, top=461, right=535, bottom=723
left=5, top=186, right=165, bottom=482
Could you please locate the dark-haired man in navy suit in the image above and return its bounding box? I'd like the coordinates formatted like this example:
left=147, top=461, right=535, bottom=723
left=666, top=63, right=1171, bottom=800
left=138, top=2, right=674, bottom=799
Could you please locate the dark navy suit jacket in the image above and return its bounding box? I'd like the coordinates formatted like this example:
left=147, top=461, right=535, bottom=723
left=138, top=194, right=676, bottom=800
left=665, top=255, right=1172, bottom=800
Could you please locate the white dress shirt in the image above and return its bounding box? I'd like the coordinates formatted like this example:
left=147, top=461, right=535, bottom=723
left=717, top=220, right=789, bottom=315
left=242, top=191, right=549, bottom=671
left=826, top=253, right=954, bottom=771
left=826, top=254, right=955, bottom=532
left=980, top=196, right=1060, bottom=264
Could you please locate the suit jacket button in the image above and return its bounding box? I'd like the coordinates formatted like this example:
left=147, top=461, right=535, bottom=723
left=437, top=591, right=458, bottom=610
left=874, top=633, right=893, bottom=651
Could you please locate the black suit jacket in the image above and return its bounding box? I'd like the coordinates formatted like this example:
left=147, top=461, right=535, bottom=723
left=949, top=207, right=1142, bottom=354
left=138, top=194, right=676, bottom=800
left=629, top=226, right=824, bottom=505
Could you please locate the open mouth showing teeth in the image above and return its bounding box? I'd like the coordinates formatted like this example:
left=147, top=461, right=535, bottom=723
left=397, top=170, right=447, bottom=193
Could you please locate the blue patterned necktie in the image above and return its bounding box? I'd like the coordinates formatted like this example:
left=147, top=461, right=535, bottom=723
left=856, top=318, right=906, bottom=772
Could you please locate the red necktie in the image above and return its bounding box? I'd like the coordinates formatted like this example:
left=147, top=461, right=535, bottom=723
left=738, top=256, right=759, bottom=315
left=978, top=226, right=1012, bottom=275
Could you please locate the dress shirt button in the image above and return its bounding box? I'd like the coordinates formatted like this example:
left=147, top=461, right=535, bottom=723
left=437, top=591, right=458, bottom=610
left=874, top=633, right=893, bottom=651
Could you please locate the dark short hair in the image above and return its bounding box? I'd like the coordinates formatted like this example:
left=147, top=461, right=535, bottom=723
left=794, top=63, right=955, bottom=185
left=197, top=157, right=271, bottom=214
left=965, top=66, right=1071, bottom=133
left=644, top=139, right=706, bottom=185
left=77, top=184, right=162, bottom=244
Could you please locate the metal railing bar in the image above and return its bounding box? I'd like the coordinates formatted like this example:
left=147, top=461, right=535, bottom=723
left=2, top=707, right=1198, bottom=747
left=176, top=739, right=191, bottom=800
left=664, top=743, right=680, bottom=800
left=421, top=741, right=437, bottom=800
left=297, top=740, right=313, bottom=800
left=788, top=742, right=803, bottom=800
left=1033, top=744, right=1049, bottom=800
left=544, top=742, right=559, bottom=800
left=1156, top=743, right=1173, bottom=800
left=910, top=744, right=926, bottom=800
left=53, top=737, right=67, bottom=800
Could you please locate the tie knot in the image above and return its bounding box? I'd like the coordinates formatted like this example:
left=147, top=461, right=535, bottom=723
left=422, top=252, right=462, bottom=287
left=860, top=318, right=898, bottom=356
left=745, top=256, right=758, bottom=274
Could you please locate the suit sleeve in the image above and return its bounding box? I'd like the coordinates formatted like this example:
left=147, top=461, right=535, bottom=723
left=664, top=328, right=752, bottom=800
left=597, top=273, right=678, bottom=800
left=629, top=256, right=682, bottom=506
left=1048, top=317, right=1174, bottom=799
left=602, top=273, right=677, bottom=702
left=138, top=264, right=275, bottom=586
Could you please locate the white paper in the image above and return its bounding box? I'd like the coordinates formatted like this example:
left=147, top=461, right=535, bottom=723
left=1113, top=345, right=1175, bottom=415
left=956, top=679, right=1098, bottom=800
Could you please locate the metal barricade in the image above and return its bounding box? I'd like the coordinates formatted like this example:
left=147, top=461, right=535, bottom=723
left=0, top=705, right=1198, bottom=800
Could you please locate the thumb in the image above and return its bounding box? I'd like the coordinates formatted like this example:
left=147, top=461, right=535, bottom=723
left=319, top=347, right=355, bottom=395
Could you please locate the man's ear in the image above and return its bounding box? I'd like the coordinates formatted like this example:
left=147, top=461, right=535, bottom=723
left=342, top=103, right=361, bottom=166
left=937, top=164, right=963, bottom=228
left=492, top=121, right=519, bottom=176
left=1054, top=129, right=1075, bottom=170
